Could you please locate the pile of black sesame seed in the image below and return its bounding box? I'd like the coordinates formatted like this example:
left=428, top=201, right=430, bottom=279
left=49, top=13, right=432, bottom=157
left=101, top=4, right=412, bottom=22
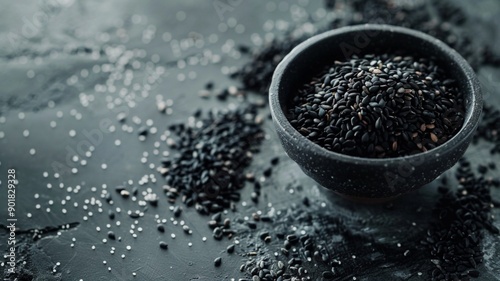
left=160, top=105, right=264, bottom=215
left=424, top=159, right=499, bottom=280
left=288, top=53, right=465, bottom=158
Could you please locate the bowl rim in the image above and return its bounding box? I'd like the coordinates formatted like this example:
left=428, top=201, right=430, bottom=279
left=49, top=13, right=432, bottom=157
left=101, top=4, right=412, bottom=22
left=269, top=24, right=482, bottom=165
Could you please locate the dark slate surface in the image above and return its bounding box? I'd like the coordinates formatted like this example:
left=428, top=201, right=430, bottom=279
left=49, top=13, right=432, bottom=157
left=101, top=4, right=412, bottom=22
left=0, top=0, right=499, bottom=280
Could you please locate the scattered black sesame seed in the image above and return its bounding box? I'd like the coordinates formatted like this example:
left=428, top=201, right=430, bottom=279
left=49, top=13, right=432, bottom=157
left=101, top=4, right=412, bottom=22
left=424, top=159, right=498, bottom=280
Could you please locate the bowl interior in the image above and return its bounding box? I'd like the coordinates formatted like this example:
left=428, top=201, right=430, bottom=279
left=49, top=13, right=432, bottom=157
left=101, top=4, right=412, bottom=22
left=274, top=25, right=480, bottom=162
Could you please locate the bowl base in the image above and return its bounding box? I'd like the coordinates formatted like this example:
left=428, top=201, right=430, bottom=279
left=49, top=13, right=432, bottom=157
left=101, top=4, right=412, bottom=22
left=332, top=191, right=401, bottom=204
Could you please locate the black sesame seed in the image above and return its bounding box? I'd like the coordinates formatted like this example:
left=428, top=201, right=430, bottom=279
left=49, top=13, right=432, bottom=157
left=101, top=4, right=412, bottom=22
left=270, top=157, right=279, bottom=165
left=138, top=126, right=148, bottom=136
left=287, top=52, right=464, bottom=158
left=263, top=167, right=272, bottom=177
left=468, top=270, right=480, bottom=278
left=247, top=222, right=257, bottom=229
left=108, top=210, right=115, bottom=220
left=107, top=231, right=116, bottom=240
left=214, top=257, right=222, bottom=267
left=157, top=224, right=165, bottom=233
left=159, top=241, right=168, bottom=250
left=173, top=206, right=182, bottom=217
left=227, top=244, right=235, bottom=254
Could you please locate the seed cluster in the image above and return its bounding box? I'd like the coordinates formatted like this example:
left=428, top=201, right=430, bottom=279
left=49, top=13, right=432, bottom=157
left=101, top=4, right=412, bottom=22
left=424, top=159, right=499, bottom=280
left=288, top=53, right=465, bottom=158
left=161, top=105, right=264, bottom=215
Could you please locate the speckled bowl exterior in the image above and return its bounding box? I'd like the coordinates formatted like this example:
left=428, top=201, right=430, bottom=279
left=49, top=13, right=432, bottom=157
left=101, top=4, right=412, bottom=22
left=269, top=24, right=482, bottom=199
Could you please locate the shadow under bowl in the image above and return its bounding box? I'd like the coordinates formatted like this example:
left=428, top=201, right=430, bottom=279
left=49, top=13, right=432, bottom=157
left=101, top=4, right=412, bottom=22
left=269, top=24, right=482, bottom=200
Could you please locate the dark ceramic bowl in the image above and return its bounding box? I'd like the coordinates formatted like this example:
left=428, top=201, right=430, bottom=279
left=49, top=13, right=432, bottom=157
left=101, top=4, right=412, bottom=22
left=269, top=24, right=482, bottom=200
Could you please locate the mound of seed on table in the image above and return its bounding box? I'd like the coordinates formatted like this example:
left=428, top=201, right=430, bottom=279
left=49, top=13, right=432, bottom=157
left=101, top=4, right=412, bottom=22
left=161, top=105, right=264, bottom=215
left=288, top=53, right=465, bottom=158
left=424, top=159, right=499, bottom=280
